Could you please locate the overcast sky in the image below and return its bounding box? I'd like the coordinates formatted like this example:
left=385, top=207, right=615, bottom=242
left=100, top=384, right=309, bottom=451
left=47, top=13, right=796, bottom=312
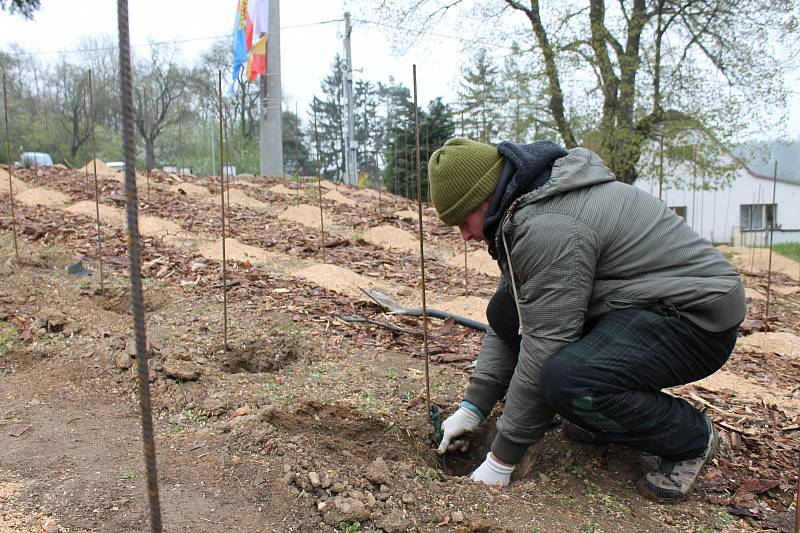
left=1, top=0, right=798, bottom=139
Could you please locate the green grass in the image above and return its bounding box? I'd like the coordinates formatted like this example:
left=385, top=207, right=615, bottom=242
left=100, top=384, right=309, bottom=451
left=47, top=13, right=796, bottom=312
left=0, top=323, right=17, bottom=356
left=773, top=242, right=800, bottom=262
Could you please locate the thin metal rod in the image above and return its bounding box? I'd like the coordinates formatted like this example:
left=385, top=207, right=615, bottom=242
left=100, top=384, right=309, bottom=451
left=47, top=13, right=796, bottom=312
left=223, top=108, right=230, bottom=218
left=404, top=121, right=409, bottom=204
left=2, top=74, right=19, bottom=258
left=464, top=241, right=468, bottom=296
left=217, top=70, right=229, bottom=351
left=115, top=1, right=162, bottom=530
left=412, top=65, right=432, bottom=423
left=658, top=134, right=664, bottom=200
left=88, top=70, right=105, bottom=294
left=765, top=161, right=778, bottom=327
left=313, top=98, right=326, bottom=263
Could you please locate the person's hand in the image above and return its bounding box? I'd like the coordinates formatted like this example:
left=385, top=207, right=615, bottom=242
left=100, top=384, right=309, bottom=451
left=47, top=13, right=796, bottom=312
left=469, top=452, right=513, bottom=487
left=437, top=404, right=482, bottom=454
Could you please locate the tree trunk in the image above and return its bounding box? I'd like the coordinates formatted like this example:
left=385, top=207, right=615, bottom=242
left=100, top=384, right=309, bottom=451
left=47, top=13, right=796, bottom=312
left=145, top=137, right=156, bottom=170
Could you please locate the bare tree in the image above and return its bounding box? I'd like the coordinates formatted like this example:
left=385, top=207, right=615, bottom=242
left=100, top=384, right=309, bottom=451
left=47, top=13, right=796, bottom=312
left=360, top=0, right=799, bottom=184
left=133, top=47, right=189, bottom=170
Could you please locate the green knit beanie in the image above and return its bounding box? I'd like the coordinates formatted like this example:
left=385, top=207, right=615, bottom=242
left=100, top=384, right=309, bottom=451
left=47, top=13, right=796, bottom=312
left=428, top=138, right=503, bottom=225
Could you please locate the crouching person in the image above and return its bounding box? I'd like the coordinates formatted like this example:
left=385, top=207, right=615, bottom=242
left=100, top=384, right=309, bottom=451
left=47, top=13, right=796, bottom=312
left=429, top=138, right=745, bottom=501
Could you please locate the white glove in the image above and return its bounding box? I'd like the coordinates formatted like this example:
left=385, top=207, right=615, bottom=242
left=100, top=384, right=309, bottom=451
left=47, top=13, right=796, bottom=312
left=469, top=452, right=514, bottom=487
left=437, top=404, right=482, bottom=454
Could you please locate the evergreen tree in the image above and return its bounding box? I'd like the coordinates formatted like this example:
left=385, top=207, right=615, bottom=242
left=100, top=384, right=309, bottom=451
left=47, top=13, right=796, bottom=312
left=282, top=109, right=312, bottom=175
left=457, top=49, right=503, bottom=143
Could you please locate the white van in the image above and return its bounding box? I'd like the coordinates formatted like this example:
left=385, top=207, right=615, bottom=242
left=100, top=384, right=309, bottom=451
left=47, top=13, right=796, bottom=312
left=20, top=152, right=54, bottom=167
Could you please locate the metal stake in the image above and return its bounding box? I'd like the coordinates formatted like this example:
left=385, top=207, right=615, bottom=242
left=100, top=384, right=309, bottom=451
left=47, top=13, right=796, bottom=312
left=2, top=74, right=18, bottom=258
left=313, top=98, right=326, bottom=263
left=404, top=121, right=409, bottom=205
left=217, top=70, right=229, bottom=351
left=412, top=65, right=432, bottom=423
left=765, top=162, right=778, bottom=328
left=464, top=241, right=468, bottom=296
left=115, top=1, right=162, bottom=529
left=88, top=70, right=105, bottom=294
left=658, top=134, right=664, bottom=200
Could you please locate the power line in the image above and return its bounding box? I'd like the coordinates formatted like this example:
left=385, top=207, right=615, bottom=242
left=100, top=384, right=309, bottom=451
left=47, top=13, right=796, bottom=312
left=4, top=18, right=344, bottom=57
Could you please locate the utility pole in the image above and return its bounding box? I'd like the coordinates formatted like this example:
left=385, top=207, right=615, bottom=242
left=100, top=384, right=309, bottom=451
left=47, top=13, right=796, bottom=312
left=343, top=12, right=357, bottom=185
left=260, top=0, right=283, bottom=176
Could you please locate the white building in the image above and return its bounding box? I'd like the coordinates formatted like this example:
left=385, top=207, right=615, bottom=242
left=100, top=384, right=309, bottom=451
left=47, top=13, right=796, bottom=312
left=635, top=166, right=800, bottom=246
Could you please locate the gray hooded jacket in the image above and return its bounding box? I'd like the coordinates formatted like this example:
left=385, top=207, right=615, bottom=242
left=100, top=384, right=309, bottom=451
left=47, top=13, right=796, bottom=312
left=463, top=147, right=746, bottom=464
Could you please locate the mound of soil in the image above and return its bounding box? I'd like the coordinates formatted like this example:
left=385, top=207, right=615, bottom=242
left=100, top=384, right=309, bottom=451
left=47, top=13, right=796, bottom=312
left=14, top=187, right=70, bottom=208
left=323, top=190, right=357, bottom=206
left=362, top=225, right=418, bottom=255
left=447, top=249, right=500, bottom=278
left=278, top=204, right=327, bottom=229
left=170, top=182, right=211, bottom=198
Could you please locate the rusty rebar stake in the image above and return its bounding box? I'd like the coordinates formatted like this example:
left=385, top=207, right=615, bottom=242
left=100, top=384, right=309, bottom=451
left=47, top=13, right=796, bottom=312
left=312, top=98, right=326, bottom=263
left=412, top=65, right=432, bottom=423
left=764, top=161, right=778, bottom=329
left=88, top=69, right=105, bottom=294
left=116, top=1, right=162, bottom=530
left=2, top=74, right=19, bottom=258
left=217, top=70, right=229, bottom=351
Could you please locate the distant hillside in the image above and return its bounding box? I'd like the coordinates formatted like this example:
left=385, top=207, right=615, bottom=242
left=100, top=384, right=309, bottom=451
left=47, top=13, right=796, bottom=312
left=735, top=139, right=800, bottom=182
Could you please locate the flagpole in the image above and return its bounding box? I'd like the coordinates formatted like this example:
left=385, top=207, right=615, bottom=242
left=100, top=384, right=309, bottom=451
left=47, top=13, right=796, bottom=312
left=260, top=0, right=282, bottom=176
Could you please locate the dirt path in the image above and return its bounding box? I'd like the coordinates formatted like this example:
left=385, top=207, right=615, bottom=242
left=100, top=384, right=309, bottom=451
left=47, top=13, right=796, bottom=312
left=1, top=169, right=798, bottom=532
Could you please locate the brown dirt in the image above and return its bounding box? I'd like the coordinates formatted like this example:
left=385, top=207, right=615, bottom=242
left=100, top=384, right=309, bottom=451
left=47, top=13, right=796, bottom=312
left=278, top=204, right=330, bottom=231
left=268, top=184, right=297, bottom=196
left=198, top=238, right=300, bottom=275
left=291, top=263, right=397, bottom=301
left=695, top=370, right=800, bottom=413
left=13, top=187, right=71, bottom=208
left=431, top=296, right=489, bottom=324
left=447, top=250, right=501, bottom=278
left=227, top=189, right=269, bottom=210
left=0, top=169, right=29, bottom=195
left=65, top=200, right=182, bottom=240
left=362, top=225, right=419, bottom=255
left=1, top=168, right=797, bottom=532
left=736, top=331, right=800, bottom=359
left=170, top=182, right=212, bottom=199
left=79, top=159, right=118, bottom=177
left=322, top=189, right=357, bottom=206
left=718, top=245, right=800, bottom=280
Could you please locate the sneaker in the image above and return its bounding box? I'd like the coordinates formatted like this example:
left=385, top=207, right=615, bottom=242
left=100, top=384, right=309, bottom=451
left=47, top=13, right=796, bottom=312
left=561, top=419, right=607, bottom=445
left=636, top=416, right=719, bottom=502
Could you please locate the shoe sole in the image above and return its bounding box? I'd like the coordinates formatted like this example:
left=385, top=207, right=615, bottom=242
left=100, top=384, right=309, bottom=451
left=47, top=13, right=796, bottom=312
left=636, top=427, right=720, bottom=503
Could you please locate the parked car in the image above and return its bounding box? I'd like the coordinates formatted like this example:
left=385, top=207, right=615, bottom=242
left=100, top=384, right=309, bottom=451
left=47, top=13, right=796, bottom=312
left=19, top=152, right=54, bottom=167
left=107, top=161, right=126, bottom=172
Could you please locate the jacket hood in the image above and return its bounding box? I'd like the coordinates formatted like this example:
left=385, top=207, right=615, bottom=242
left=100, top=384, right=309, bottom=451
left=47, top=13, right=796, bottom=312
left=483, top=140, right=567, bottom=258
left=514, top=147, right=617, bottom=208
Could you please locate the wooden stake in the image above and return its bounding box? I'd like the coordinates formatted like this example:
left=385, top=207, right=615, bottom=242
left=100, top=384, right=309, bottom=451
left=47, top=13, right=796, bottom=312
left=412, top=65, right=432, bottom=423
left=313, top=98, right=326, bottom=263
left=88, top=70, right=105, bottom=294
left=765, top=162, right=778, bottom=328
left=217, top=70, right=229, bottom=351
left=2, top=73, right=19, bottom=258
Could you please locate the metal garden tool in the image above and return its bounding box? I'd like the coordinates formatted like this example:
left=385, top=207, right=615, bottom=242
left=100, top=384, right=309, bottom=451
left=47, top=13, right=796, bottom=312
left=359, top=287, right=488, bottom=332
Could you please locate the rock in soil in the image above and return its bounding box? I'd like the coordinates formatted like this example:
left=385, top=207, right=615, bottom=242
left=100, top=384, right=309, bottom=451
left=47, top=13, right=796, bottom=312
left=366, top=456, right=391, bottom=485
left=319, top=495, right=369, bottom=526
left=375, top=509, right=409, bottom=532
left=162, top=357, right=203, bottom=381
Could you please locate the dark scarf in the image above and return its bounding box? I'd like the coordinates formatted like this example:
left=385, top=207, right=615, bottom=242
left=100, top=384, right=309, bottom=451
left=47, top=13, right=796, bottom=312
left=483, top=140, right=568, bottom=259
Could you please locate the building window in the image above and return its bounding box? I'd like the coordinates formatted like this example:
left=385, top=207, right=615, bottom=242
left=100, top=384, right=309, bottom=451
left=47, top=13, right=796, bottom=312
left=740, top=204, right=776, bottom=231
left=670, top=206, right=687, bottom=219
